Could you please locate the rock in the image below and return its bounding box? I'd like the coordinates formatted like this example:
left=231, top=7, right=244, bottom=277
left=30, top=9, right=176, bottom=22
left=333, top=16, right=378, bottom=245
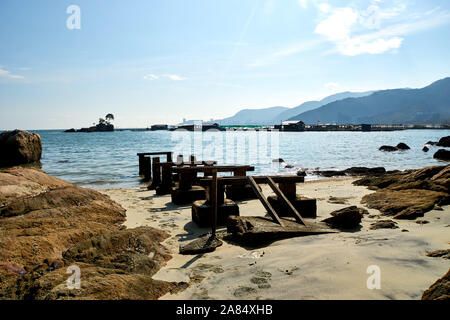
left=272, top=158, right=285, bottom=163
left=354, top=164, right=449, bottom=194
left=416, top=220, right=429, bottom=224
left=179, top=235, right=223, bottom=255
left=296, top=170, right=306, bottom=177
left=396, top=143, right=410, bottom=150
left=426, top=141, right=437, bottom=146
left=436, top=136, right=450, bottom=147
left=0, top=130, right=42, bottom=167
left=433, top=149, right=450, bottom=161
left=379, top=145, right=398, bottom=152
left=64, top=128, right=76, bottom=133
left=422, top=269, right=450, bottom=300
left=369, top=220, right=399, bottom=230
left=284, top=164, right=294, bottom=169
left=345, top=167, right=386, bottom=176
left=426, top=249, right=450, bottom=259
left=313, top=167, right=386, bottom=178
left=321, top=206, right=363, bottom=229
left=361, top=189, right=448, bottom=219
left=422, top=146, right=429, bottom=152
left=0, top=167, right=178, bottom=300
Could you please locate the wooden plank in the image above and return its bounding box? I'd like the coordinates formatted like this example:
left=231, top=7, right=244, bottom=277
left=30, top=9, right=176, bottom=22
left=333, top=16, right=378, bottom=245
left=211, top=169, right=218, bottom=237
left=267, top=177, right=306, bottom=226
left=198, top=175, right=304, bottom=186
left=247, top=176, right=284, bottom=227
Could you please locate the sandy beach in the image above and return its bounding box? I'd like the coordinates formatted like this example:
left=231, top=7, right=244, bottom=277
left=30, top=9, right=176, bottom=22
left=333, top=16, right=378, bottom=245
left=101, top=177, right=450, bottom=300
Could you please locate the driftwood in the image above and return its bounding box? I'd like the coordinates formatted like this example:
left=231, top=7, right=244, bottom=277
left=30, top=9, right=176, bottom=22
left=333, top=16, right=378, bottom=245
left=227, top=216, right=337, bottom=247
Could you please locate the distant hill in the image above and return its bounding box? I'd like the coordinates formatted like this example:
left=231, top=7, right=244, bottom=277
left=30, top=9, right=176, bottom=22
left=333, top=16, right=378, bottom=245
left=272, top=91, right=374, bottom=123
left=216, top=106, right=288, bottom=126
left=214, top=91, right=374, bottom=125
left=289, top=77, right=450, bottom=124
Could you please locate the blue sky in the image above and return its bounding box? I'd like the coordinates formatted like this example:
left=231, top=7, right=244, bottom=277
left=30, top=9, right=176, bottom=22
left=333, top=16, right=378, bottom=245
left=1, top=0, right=450, bottom=129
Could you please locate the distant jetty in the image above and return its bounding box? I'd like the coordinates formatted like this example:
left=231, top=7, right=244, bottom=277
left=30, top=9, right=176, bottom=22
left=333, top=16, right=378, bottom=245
left=134, top=122, right=450, bottom=132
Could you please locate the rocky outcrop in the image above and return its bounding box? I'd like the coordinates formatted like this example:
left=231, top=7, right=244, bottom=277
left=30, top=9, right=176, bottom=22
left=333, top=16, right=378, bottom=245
left=0, top=130, right=42, bottom=167
left=436, top=136, right=450, bottom=147
left=422, top=269, right=450, bottom=300
left=422, top=146, right=429, bottom=152
left=396, top=143, right=410, bottom=150
left=314, top=167, right=386, bottom=178
left=379, top=145, right=398, bottom=152
left=355, top=165, right=450, bottom=219
left=321, top=206, right=365, bottom=229
left=434, top=149, right=450, bottom=161
left=0, top=167, right=179, bottom=300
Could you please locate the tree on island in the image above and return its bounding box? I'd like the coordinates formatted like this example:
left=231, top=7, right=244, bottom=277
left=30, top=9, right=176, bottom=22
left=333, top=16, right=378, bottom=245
left=105, top=113, right=114, bottom=123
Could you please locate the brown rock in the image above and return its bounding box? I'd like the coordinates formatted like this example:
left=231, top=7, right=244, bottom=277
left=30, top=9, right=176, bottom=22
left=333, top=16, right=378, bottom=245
left=426, top=249, right=450, bottom=259
left=0, top=130, right=42, bottom=167
left=422, top=269, right=450, bottom=300
left=436, top=136, right=450, bottom=147
left=321, top=206, right=364, bottom=229
left=361, top=189, right=448, bottom=219
left=433, top=149, right=450, bottom=161
left=369, top=220, right=399, bottom=230
left=0, top=167, right=179, bottom=300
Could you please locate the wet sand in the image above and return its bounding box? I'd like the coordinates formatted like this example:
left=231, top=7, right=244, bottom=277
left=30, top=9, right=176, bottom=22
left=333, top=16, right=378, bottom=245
left=101, top=177, right=450, bottom=300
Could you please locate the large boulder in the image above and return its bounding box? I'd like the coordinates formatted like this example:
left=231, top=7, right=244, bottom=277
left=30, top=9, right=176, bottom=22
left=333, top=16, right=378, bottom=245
left=0, top=130, right=42, bottom=167
left=434, top=149, right=450, bottom=161
left=436, top=136, right=450, bottom=147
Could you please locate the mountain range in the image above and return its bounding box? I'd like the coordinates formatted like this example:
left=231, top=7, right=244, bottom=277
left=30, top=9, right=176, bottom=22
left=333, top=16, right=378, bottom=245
left=214, top=91, right=374, bottom=125
left=289, top=77, right=450, bottom=124
left=184, top=77, right=450, bottom=126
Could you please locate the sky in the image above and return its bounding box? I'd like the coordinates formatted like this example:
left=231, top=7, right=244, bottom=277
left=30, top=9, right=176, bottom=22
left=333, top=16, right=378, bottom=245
left=1, top=0, right=450, bottom=129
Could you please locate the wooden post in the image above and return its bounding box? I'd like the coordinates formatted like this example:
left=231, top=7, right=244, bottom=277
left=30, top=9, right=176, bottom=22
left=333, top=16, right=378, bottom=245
left=143, top=156, right=152, bottom=182
left=138, top=154, right=144, bottom=175
left=176, top=154, right=183, bottom=165
left=211, top=169, right=218, bottom=237
left=148, top=157, right=161, bottom=189
left=167, top=152, right=173, bottom=163
left=279, top=182, right=296, bottom=199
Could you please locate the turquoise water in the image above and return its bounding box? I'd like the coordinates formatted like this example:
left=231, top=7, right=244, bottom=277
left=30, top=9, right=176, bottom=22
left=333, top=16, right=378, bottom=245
left=33, top=129, right=449, bottom=188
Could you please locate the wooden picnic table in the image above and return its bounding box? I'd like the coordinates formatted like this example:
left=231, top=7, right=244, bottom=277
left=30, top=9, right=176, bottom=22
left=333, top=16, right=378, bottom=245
left=137, top=152, right=173, bottom=181
left=172, top=165, right=255, bottom=191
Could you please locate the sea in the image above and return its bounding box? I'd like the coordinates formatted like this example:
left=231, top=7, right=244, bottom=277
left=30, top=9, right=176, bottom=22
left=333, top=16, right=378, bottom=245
left=30, top=129, right=449, bottom=189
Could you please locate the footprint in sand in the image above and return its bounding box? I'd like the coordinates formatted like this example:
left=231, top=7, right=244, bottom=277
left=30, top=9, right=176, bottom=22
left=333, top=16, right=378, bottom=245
left=233, top=286, right=257, bottom=298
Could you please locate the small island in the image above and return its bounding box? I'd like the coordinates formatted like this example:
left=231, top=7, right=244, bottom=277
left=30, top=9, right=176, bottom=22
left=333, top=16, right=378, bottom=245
left=65, top=113, right=115, bottom=132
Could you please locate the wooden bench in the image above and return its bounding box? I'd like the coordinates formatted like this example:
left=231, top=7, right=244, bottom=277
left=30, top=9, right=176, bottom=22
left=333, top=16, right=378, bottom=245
left=154, top=159, right=217, bottom=195
left=170, top=165, right=254, bottom=205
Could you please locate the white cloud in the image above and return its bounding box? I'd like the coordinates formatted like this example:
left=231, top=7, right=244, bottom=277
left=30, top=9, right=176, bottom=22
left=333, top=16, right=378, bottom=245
left=0, top=68, right=24, bottom=79
left=315, top=7, right=358, bottom=41
left=144, top=73, right=185, bottom=81
left=314, top=3, right=450, bottom=56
